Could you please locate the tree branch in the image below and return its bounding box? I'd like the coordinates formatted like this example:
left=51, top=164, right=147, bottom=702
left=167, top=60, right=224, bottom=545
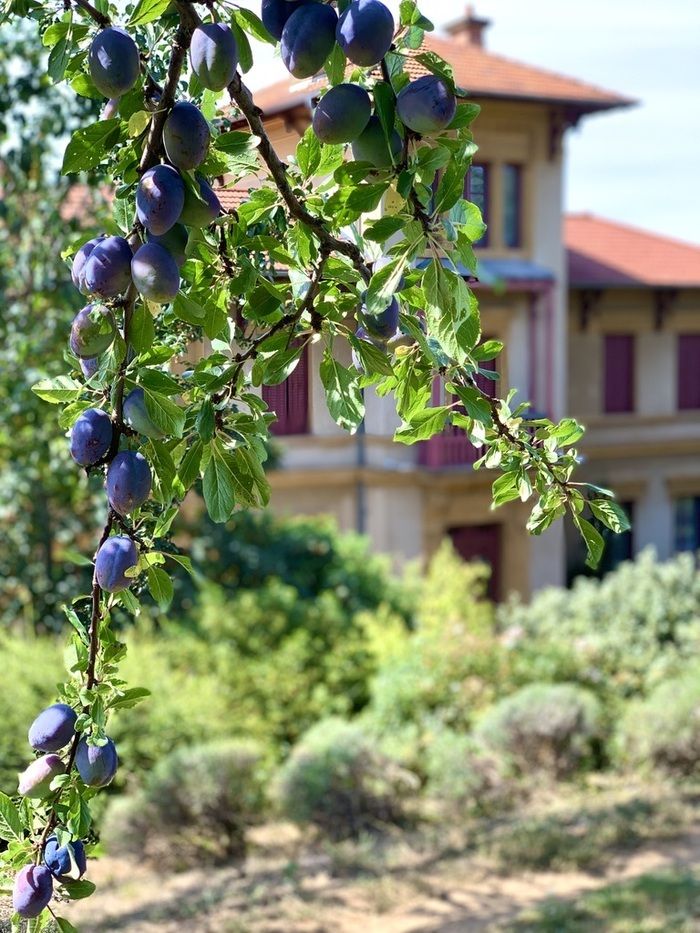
left=71, top=0, right=111, bottom=28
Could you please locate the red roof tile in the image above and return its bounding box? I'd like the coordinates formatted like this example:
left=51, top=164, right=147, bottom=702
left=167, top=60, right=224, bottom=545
left=566, top=214, right=700, bottom=288
left=246, top=32, right=632, bottom=119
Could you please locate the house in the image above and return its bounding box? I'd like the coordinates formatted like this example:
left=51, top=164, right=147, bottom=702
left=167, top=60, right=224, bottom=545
left=565, top=213, right=700, bottom=579
left=228, top=7, right=653, bottom=600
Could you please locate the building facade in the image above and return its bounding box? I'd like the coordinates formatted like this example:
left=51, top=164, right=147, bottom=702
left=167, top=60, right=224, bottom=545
left=227, top=10, right=699, bottom=598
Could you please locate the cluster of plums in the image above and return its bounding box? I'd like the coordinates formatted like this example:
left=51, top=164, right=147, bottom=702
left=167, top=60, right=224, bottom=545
left=13, top=705, right=118, bottom=918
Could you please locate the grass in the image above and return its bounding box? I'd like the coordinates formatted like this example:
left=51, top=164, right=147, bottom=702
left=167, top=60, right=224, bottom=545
left=509, top=870, right=700, bottom=931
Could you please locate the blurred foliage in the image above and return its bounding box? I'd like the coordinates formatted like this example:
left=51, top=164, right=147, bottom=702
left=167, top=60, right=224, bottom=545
left=0, top=23, right=102, bottom=631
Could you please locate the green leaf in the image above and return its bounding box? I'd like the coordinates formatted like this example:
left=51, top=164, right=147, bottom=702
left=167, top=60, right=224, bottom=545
left=147, top=566, right=173, bottom=609
left=178, top=437, right=203, bottom=490
left=320, top=351, right=365, bottom=433
left=492, top=471, right=521, bottom=507
left=61, top=879, right=97, bottom=900
left=32, top=376, right=83, bottom=404
left=229, top=16, right=252, bottom=72
left=325, top=42, right=346, bottom=85
left=589, top=499, right=631, bottom=534
left=129, top=304, right=155, bottom=354
left=233, top=6, right=275, bottom=44
left=0, top=792, right=24, bottom=842
left=56, top=918, right=80, bottom=933
left=203, top=438, right=237, bottom=523
left=109, top=687, right=151, bottom=711
left=394, top=406, right=450, bottom=444
left=575, top=515, right=605, bottom=569
left=296, top=127, right=321, bottom=178
left=142, top=387, right=185, bottom=438
left=173, top=293, right=205, bottom=325
left=62, top=119, right=122, bottom=174
left=129, top=0, right=171, bottom=26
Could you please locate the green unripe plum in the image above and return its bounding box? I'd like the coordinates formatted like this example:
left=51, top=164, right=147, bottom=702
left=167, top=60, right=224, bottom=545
left=179, top=175, right=221, bottom=227
left=123, top=387, right=165, bottom=439
left=351, top=115, right=401, bottom=168
left=312, top=83, right=371, bottom=144
left=69, top=304, right=116, bottom=359
left=89, top=27, right=140, bottom=98
left=190, top=23, right=238, bottom=91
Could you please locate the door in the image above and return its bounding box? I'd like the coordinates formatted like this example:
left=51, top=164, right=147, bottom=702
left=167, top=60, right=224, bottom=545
left=448, top=523, right=502, bottom=601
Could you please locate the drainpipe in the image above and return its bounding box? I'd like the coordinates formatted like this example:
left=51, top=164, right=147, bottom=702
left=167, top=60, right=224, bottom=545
left=355, top=390, right=367, bottom=534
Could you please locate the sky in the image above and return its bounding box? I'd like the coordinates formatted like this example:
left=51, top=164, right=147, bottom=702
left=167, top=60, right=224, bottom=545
left=246, top=0, right=700, bottom=245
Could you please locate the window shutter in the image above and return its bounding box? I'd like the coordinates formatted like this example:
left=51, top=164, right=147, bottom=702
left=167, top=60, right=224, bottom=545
left=263, top=344, right=310, bottom=436
left=603, top=334, right=635, bottom=413
left=678, top=334, right=700, bottom=410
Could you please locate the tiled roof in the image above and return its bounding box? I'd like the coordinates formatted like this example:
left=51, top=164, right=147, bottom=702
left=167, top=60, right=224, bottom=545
left=566, top=214, right=700, bottom=288
left=216, top=185, right=251, bottom=213
left=245, top=33, right=632, bottom=119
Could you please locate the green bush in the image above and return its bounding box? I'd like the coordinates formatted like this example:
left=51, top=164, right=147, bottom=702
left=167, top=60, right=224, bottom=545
left=616, top=666, right=700, bottom=775
left=500, top=550, right=700, bottom=701
left=423, top=727, right=514, bottom=814
left=475, top=683, right=603, bottom=779
left=0, top=634, right=62, bottom=789
left=103, top=739, right=267, bottom=868
left=274, top=717, right=418, bottom=839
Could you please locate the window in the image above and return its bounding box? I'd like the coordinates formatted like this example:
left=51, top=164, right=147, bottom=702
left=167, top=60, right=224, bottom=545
left=262, top=345, right=310, bottom=435
left=464, top=163, right=489, bottom=246
left=678, top=334, right=700, bottom=410
left=603, top=334, right=635, bottom=413
left=675, top=497, right=700, bottom=553
left=502, top=164, right=523, bottom=248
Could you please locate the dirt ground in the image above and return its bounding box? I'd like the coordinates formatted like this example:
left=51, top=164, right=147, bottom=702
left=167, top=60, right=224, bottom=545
left=60, top=825, right=700, bottom=933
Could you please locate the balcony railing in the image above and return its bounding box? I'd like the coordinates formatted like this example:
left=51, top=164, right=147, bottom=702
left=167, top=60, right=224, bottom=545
left=419, top=427, right=482, bottom=469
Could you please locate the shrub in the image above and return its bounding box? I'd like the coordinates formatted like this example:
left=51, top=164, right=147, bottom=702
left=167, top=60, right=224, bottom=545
left=103, top=739, right=267, bottom=868
left=423, top=728, right=514, bottom=814
left=616, top=666, right=700, bottom=775
left=274, top=718, right=417, bottom=839
left=475, top=683, right=603, bottom=779
left=500, top=550, right=700, bottom=701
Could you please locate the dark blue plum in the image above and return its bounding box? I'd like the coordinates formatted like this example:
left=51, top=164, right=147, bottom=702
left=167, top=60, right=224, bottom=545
left=71, top=237, right=103, bottom=295
left=137, top=164, right=185, bottom=236
left=179, top=175, right=221, bottom=227
left=163, top=101, right=210, bottom=170
left=80, top=356, right=100, bottom=379
left=106, top=450, right=152, bottom=514
left=351, top=115, right=402, bottom=168
left=262, top=0, right=306, bottom=41
left=131, top=242, right=180, bottom=304
left=396, top=75, right=457, bottom=134
left=18, top=755, right=65, bottom=799
left=312, top=83, right=371, bottom=144
left=44, top=836, right=87, bottom=883
left=336, top=0, right=394, bottom=67
left=83, top=235, right=132, bottom=298
left=70, top=304, right=116, bottom=359
left=69, top=408, right=113, bottom=466
left=95, top=534, right=139, bottom=592
left=361, top=296, right=399, bottom=340
left=123, top=387, right=165, bottom=439
left=190, top=22, right=238, bottom=90
left=13, top=865, right=53, bottom=919
left=28, top=704, right=77, bottom=752
left=89, top=27, right=140, bottom=98
left=76, top=737, right=118, bottom=787
left=281, top=4, right=338, bottom=79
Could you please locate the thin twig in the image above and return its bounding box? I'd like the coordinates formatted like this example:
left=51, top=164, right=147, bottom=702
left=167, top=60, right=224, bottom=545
left=71, top=0, right=111, bottom=28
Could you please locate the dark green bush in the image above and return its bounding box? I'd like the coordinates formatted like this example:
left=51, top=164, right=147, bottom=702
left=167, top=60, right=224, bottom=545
left=616, top=666, right=700, bottom=775
left=274, top=718, right=418, bottom=839
left=475, top=683, right=603, bottom=779
left=423, top=728, right=514, bottom=814
left=103, top=739, right=267, bottom=868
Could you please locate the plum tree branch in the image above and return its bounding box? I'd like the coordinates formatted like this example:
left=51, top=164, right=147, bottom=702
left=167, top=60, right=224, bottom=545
left=71, top=0, right=110, bottom=28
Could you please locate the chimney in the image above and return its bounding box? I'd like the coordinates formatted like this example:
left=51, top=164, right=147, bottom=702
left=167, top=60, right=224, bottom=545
left=445, top=5, right=491, bottom=47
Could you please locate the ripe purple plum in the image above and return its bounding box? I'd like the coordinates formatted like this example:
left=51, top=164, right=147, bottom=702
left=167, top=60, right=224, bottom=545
left=71, top=237, right=103, bottom=295
left=336, top=0, right=394, bottom=67
left=281, top=3, right=338, bottom=79
left=28, top=703, right=77, bottom=752
left=131, top=242, right=180, bottom=304
left=262, top=0, right=307, bottom=40
left=69, top=304, right=116, bottom=359
left=312, top=83, right=371, bottom=144
left=95, top=534, right=139, bottom=592
left=18, top=755, right=65, bottom=799
left=396, top=75, right=457, bottom=135
left=106, top=449, right=152, bottom=514
left=80, top=357, right=100, bottom=379
left=44, top=836, right=87, bottom=883
left=83, top=235, right=132, bottom=298
left=137, top=164, right=186, bottom=236
left=163, top=101, right=210, bottom=170
left=179, top=175, right=221, bottom=227
left=361, top=296, right=400, bottom=340
left=12, top=865, right=53, bottom=920
left=123, top=387, right=165, bottom=439
left=89, top=27, right=140, bottom=98
left=190, top=22, right=238, bottom=91
left=351, top=115, right=402, bottom=169
left=147, top=223, right=188, bottom=268
left=69, top=408, right=113, bottom=466
left=76, top=737, right=118, bottom=787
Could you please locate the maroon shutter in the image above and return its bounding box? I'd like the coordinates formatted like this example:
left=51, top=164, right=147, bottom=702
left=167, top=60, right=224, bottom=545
left=603, top=334, right=635, bottom=413
left=678, top=334, right=700, bottom=410
left=263, top=344, right=310, bottom=435
left=449, top=524, right=502, bottom=602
